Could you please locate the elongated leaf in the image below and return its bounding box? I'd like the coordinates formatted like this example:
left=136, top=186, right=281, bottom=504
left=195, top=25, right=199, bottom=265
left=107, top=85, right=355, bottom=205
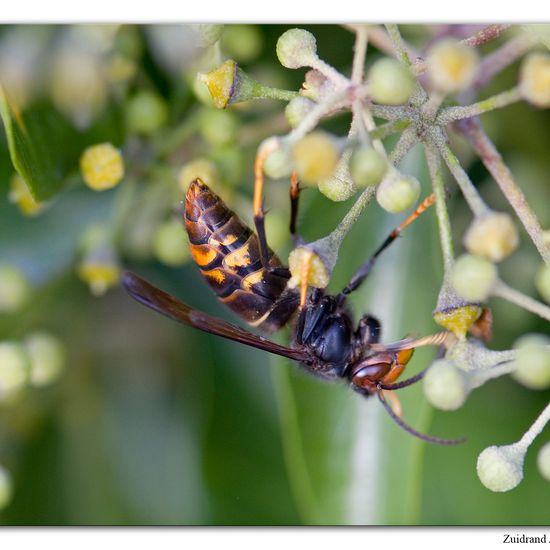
left=0, top=85, right=81, bottom=201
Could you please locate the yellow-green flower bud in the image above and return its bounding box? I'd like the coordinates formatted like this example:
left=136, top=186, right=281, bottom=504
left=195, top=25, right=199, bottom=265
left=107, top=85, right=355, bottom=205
left=423, top=359, right=468, bottom=411
left=285, top=96, right=316, bottom=128
left=80, top=143, right=124, bottom=191
left=276, top=29, right=318, bottom=69
left=0, top=341, right=29, bottom=402
left=368, top=58, right=415, bottom=105
left=537, top=441, right=550, bottom=482
left=535, top=263, right=550, bottom=304
left=198, top=108, right=238, bottom=147
left=178, top=158, right=220, bottom=193
left=293, top=131, right=339, bottom=185
left=126, top=90, right=168, bottom=135
left=317, top=150, right=356, bottom=202
left=24, top=331, right=65, bottom=386
left=519, top=52, right=550, bottom=109
left=477, top=445, right=524, bottom=492
left=350, top=146, right=387, bottom=187
left=8, top=174, right=45, bottom=216
left=0, top=264, right=31, bottom=313
left=263, top=144, right=294, bottom=180
left=153, top=219, right=190, bottom=267
left=463, top=212, right=519, bottom=262
left=0, top=465, right=13, bottom=510
left=512, top=334, right=550, bottom=390
left=426, top=38, right=479, bottom=94
left=433, top=304, right=482, bottom=339
left=376, top=171, right=420, bottom=213
left=451, top=254, right=498, bottom=302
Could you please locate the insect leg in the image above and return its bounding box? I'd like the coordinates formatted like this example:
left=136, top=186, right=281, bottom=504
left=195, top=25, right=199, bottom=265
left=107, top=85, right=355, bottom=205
left=342, top=193, right=436, bottom=296
left=289, top=171, right=303, bottom=245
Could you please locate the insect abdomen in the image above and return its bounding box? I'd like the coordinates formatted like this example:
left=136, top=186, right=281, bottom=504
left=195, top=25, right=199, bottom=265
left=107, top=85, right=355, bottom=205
left=184, top=179, right=298, bottom=331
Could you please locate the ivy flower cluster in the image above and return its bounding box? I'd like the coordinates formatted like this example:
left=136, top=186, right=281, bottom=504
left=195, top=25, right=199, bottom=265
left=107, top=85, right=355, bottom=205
left=199, top=24, right=550, bottom=493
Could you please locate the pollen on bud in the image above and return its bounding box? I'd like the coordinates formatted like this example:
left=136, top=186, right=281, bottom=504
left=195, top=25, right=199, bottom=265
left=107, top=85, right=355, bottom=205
left=285, top=96, right=316, bottom=128
left=292, top=131, right=339, bottom=185
left=0, top=341, right=29, bottom=402
left=426, top=38, right=480, bottom=94
left=367, top=58, right=415, bottom=105
left=24, top=331, right=65, bottom=387
left=451, top=254, right=498, bottom=302
left=8, top=174, right=45, bottom=216
left=537, top=441, right=550, bottom=482
left=477, top=444, right=524, bottom=492
left=288, top=247, right=330, bottom=290
left=423, top=359, right=468, bottom=411
left=463, top=212, right=519, bottom=262
left=519, top=52, right=550, bottom=109
left=535, top=263, right=550, bottom=304
left=276, top=29, right=318, bottom=69
left=433, top=304, right=482, bottom=339
left=376, top=171, right=420, bottom=213
left=126, top=90, right=168, bottom=135
left=80, top=143, right=124, bottom=191
left=178, top=158, right=220, bottom=193
left=0, top=465, right=13, bottom=511
left=512, top=334, right=550, bottom=390
left=153, top=218, right=190, bottom=267
left=350, top=146, right=387, bottom=188
left=0, top=264, right=31, bottom=314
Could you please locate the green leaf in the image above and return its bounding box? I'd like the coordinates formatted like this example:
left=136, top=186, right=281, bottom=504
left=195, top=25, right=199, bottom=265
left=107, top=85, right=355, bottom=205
left=0, top=85, right=81, bottom=201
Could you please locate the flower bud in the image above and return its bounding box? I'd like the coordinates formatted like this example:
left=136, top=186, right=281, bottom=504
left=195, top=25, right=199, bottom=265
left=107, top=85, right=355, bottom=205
left=519, top=52, right=550, bottom=109
left=317, top=149, right=356, bottom=202
left=8, top=173, right=45, bottom=216
left=178, top=158, right=220, bottom=193
left=198, top=108, right=238, bottom=147
left=285, top=96, right=316, bottom=128
left=463, top=212, right=519, bottom=262
left=221, top=25, right=262, bottom=63
left=0, top=465, right=13, bottom=510
left=477, top=444, right=524, bottom=492
left=263, top=143, right=294, bottom=180
left=426, top=38, right=479, bottom=94
left=535, top=263, right=550, bottom=304
left=423, top=359, right=468, bottom=411
left=288, top=247, right=330, bottom=290
left=376, top=171, right=420, bottom=213
left=537, top=441, right=550, bottom=482
left=126, top=90, right=168, bottom=135
left=0, top=264, right=31, bottom=313
left=512, top=334, right=550, bottom=390
left=0, top=341, right=29, bottom=402
left=300, top=70, right=333, bottom=102
left=368, top=58, right=415, bottom=105
left=80, top=143, right=124, bottom=191
left=292, top=131, right=339, bottom=185
left=276, top=29, right=318, bottom=69
left=24, top=331, right=65, bottom=386
left=199, top=59, right=273, bottom=109
left=153, top=219, right=190, bottom=267
left=350, top=146, right=387, bottom=188
left=451, top=254, right=498, bottom=302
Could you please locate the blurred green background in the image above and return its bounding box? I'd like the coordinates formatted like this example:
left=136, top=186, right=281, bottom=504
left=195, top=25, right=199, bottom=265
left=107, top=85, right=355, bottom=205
left=0, top=24, right=549, bottom=525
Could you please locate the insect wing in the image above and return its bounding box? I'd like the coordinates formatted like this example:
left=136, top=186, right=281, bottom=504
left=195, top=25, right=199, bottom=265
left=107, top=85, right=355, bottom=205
left=122, top=272, right=308, bottom=362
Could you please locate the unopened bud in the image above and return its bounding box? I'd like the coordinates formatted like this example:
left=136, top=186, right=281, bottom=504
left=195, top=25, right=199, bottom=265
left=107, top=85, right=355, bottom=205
left=463, top=212, right=519, bottom=262
left=376, top=171, right=420, bottom=213
left=285, top=96, right=316, bottom=128
left=293, top=131, right=339, bottom=185
left=512, top=334, right=550, bottom=390
left=535, top=263, right=550, bottom=304
left=153, top=219, right=190, bottom=267
left=423, top=359, right=468, bottom=411
left=451, top=254, right=498, bottom=302
left=477, top=444, right=524, bottom=492
left=276, top=29, right=318, bottom=69
left=350, top=146, right=387, bottom=188
left=519, top=52, right=550, bottom=109
left=368, top=58, right=415, bottom=105
left=80, top=143, right=124, bottom=191
left=426, top=38, right=479, bottom=94
left=537, top=441, right=550, bottom=482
